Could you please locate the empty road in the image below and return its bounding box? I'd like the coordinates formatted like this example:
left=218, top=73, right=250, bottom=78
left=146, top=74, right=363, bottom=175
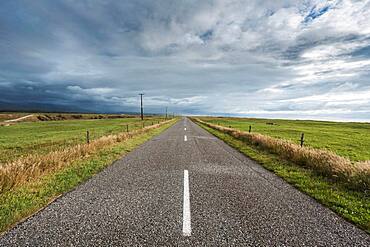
left=1, top=118, right=369, bottom=246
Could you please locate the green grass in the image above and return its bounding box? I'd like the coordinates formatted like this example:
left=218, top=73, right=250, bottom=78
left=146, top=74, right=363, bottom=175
left=201, top=117, right=370, bottom=162
left=0, top=117, right=166, bottom=164
left=0, top=121, right=174, bottom=233
left=198, top=123, right=370, bottom=234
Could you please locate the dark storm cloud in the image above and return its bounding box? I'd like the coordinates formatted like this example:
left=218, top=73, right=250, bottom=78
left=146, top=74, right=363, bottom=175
left=1, top=0, right=370, bottom=120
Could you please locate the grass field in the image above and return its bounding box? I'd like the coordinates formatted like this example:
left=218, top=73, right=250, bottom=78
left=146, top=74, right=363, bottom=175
left=201, top=117, right=370, bottom=162
left=0, top=116, right=166, bottom=164
left=0, top=112, right=136, bottom=122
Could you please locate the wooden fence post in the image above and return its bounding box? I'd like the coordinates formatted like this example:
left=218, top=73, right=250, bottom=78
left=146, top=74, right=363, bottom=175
left=300, top=133, right=305, bottom=147
left=126, top=125, right=129, bottom=132
left=249, top=125, right=251, bottom=133
left=86, top=130, right=90, bottom=144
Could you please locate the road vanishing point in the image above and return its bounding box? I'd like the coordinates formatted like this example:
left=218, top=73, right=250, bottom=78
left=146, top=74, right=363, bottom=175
left=1, top=118, right=369, bottom=246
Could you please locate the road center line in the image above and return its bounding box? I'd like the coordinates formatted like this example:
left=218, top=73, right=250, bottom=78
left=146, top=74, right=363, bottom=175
left=182, top=170, right=191, bottom=237
left=184, top=135, right=187, bottom=141
left=184, top=127, right=186, bottom=131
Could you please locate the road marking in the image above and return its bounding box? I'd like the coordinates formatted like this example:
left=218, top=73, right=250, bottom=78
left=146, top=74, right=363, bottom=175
left=184, top=127, right=186, bottom=131
left=182, top=170, right=191, bottom=236
left=184, top=135, right=187, bottom=141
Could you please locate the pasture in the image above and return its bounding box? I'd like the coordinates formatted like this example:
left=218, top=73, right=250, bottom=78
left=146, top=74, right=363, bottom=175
left=0, top=115, right=166, bottom=164
left=201, top=117, right=370, bottom=162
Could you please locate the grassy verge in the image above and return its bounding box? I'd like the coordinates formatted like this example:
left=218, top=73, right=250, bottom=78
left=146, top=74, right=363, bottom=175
left=198, top=122, right=370, bottom=234
left=195, top=119, right=369, bottom=192
left=0, top=121, right=175, bottom=233
left=0, top=116, right=168, bottom=164
left=200, top=116, right=370, bottom=161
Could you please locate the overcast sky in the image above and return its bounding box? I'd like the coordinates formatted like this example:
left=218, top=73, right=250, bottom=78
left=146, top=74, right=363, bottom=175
left=1, top=0, right=370, bottom=121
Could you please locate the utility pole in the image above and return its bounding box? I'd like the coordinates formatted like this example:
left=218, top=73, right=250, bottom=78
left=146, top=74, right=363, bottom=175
left=139, top=93, right=144, bottom=120
left=165, top=107, right=168, bottom=120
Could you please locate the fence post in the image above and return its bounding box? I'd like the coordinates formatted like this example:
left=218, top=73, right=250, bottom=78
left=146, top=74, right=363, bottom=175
left=152, top=121, right=154, bottom=125
left=86, top=130, right=90, bottom=144
left=142, top=122, right=145, bottom=128
left=300, top=133, right=305, bottom=147
left=249, top=125, right=251, bottom=133
left=126, top=125, right=129, bottom=132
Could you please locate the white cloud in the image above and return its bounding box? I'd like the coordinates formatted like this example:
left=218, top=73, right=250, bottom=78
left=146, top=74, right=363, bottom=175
left=282, top=89, right=370, bottom=103
left=2, top=0, right=370, bottom=120
left=67, top=86, right=115, bottom=95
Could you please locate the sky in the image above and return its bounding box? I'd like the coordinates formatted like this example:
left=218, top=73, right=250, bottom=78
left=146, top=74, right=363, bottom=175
left=1, top=0, right=370, bottom=121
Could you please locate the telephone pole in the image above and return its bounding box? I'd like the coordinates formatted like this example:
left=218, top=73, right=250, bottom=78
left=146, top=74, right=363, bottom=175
left=165, top=107, right=168, bottom=120
left=139, top=93, right=144, bottom=120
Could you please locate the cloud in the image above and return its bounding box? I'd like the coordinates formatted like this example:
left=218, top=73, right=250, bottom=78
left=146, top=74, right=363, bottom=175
left=1, top=0, right=370, bottom=120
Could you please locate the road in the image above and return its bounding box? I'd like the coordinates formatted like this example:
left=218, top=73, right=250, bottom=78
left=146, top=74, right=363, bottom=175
left=1, top=118, right=369, bottom=246
left=4, top=114, right=34, bottom=123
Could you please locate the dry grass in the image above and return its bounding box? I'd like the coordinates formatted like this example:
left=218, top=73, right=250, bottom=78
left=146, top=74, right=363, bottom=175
left=195, top=118, right=370, bottom=192
left=0, top=120, right=173, bottom=193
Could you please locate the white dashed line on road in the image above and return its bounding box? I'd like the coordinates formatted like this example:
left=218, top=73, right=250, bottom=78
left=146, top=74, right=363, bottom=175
left=182, top=170, right=191, bottom=237
left=184, top=135, right=187, bottom=141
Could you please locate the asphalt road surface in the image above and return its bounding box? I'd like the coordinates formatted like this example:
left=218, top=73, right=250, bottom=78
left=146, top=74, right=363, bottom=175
left=1, top=118, right=369, bottom=246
